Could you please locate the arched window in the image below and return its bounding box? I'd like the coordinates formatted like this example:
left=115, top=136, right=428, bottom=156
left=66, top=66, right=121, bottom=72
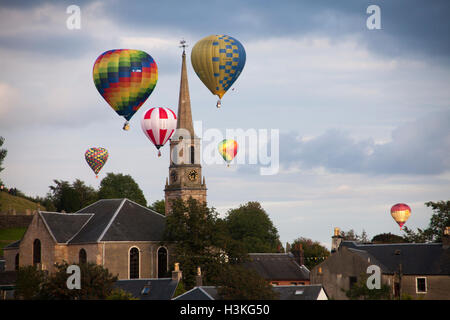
left=157, top=247, right=168, bottom=278
left=33, top=239, right=41, bottom=266
left=15, top=253, right=19, bottom=271
left=190, top=146, right=195, bottom=164
left=129, top=247, right=139, bottom=279
left=79, top=249, right=87, bottom=264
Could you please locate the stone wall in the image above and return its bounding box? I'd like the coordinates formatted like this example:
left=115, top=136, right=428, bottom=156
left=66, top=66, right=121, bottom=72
left=0, top=214, right=34, bottom=229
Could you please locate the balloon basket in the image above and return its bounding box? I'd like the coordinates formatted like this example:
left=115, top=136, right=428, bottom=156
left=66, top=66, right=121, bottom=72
left=216, top=99, right=221, bottom=108
left=158, top=150, right=161, bottom=157
left=123, top=121, right=130, bottom=131
left=96, top=175, right=98, bottom=179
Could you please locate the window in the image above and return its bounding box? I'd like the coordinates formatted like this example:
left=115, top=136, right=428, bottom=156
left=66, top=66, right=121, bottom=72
left=15, top=253, right=19, bottom=271
left=190, top=146, right=195, bottom=164
left=349, top=276, right=357, bottom=288
left=416, top=277, right=427, bottom=293
left=129, top=247, right=139, bottom=279
left=79, top=249, right=87, bottom=264
left=33, top=239, right=41, bottom=266
left=157, top=247, right=168, bottom=278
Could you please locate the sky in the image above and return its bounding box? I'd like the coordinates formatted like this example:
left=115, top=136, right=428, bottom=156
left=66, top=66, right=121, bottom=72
left=1, top=0, right=449, bottom=249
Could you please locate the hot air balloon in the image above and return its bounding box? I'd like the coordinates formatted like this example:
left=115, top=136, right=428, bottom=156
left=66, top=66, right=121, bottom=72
left=218, top=139, right=238, bottom=167
left=391, top=203, right=411, bottom=230
left=85, top=147, right=108, bottom=178
left=141, top=107, right=177, bottom=157
left=93, top=49, right=158, bottom=130
left=191, top=35, right=246, bottom=108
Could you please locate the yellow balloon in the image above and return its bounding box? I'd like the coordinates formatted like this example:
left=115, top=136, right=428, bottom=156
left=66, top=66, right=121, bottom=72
left=191, top=35, right=246, bottom=101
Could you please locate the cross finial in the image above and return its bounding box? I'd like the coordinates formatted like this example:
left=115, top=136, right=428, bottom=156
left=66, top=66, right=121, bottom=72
left=179, top=39, right=188, bottom=54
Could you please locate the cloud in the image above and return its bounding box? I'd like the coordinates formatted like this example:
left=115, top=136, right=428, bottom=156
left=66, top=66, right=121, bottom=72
left=280, top=111, right=450, bottom=175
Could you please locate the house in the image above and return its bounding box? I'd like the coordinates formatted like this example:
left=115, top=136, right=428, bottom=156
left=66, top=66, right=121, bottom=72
left=241, top=253, right=310, bottom=285
left=2, top=198, right=174, bottom=280
left=172, top=284, right=327, bottom=300
left=310, top=227, right=450, bottom=300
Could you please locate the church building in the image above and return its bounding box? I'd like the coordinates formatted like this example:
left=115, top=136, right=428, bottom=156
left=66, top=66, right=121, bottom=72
left=2, top=45, right=207, bottom=280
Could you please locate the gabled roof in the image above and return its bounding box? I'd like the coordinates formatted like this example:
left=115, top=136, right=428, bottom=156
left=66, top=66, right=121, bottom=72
left=29, top=199, right=166, bottom=245
left=39, top=211, right=93, bottom=243
left=172, top=286, right=220, bottom=300
left=341, top=241, right=450, bottom=275
left=114, top=278, right=178, bottom=300
left=273, top=285, right=327, bottom=300
left=242, top=253, right=310, bottom=281
left=172, top=285, right=327, bottom=300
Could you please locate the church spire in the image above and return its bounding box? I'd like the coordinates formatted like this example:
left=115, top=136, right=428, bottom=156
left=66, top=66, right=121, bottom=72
left=176, top=40, right=195, bottom=138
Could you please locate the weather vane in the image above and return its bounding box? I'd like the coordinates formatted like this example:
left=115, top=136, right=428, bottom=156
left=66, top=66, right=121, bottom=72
left=179, top=39, right=188, bottom=53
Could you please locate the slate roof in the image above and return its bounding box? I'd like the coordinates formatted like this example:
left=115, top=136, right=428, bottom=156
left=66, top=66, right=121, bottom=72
left=114, top=278, right=178, bottom=300
left=242, top=253, right=310, bottom=281
left=3, top=240, right=20, bottom=250
left=172, top=285, right=326, bottom=300
left=36, top=198, right=166, bottom=244
left=341, top=241, right=450, bottom=275
left=172, top=286, right=220, bottom=300
left=273, top=285, right=326, bottom=300
left=40, top=212, right=93, bottom=243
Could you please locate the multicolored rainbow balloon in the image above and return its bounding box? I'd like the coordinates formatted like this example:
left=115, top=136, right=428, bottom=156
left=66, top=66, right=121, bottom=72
left=85, top=147, right=109, bottom=178
left=191, top=35, right=246, bottom=108
left=93, top=49, right=158, bottom=130
left=218, top=139, right=238, bottom=167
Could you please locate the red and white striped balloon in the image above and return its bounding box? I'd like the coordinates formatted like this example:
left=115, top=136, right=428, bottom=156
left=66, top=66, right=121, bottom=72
left=141, top=107, right=177, bottom=156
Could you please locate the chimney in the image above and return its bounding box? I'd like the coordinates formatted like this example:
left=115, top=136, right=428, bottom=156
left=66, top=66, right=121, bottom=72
left=331, top=227, right=343, bottom=253
left=443, top=227, right=450, bottom=249
left=172, top=262, right=182, bottom=282
left=196, top=266, right=203, bottom=287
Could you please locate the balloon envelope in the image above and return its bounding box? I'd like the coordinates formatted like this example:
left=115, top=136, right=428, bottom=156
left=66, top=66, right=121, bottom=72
left=191, top=35, right=246, bottom=100
left=85, top=147, right=108, bottom=177
left=390, top=203, right=411, bottom=230
left=93, top=49, right=158, bottom=124
left=141, top=107, right=177, bottom=156
left=218, top=139, right=238, bottom=164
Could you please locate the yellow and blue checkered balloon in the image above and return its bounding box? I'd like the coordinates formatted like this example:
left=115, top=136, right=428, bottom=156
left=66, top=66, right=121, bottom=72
left=191, top=35, right=246, bottom=104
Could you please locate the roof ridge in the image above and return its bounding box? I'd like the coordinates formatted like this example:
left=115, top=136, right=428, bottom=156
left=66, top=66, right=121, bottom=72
left=97, top=199, right=127, bottom=242
left=38, top=211, right=58, bottom=243
left=66, top=213, right=96, bottom=244
left=124, top=198, right=166, bottom=218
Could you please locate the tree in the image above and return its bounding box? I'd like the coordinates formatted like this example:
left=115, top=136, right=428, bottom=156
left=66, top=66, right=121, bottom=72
left=289, top=237, right=330, bottom=270
left=344, top=273, right=391, bottom=300
left=371, top=233, right=407, bottom=244
left=225, top=202, right=281, bottom=253
left=163, top=198, right=230, bottom=289
left=0, top=136, right=7, bottom=176
left=39, top=262, right=118, bottom=300
left=48, top=179, right=97, bottom=212
left=403, top=200, right=450, bottom=243
left=340, top=229, right=369, bottom=242
left=149, top=199, right=165, bottom=215
left=98, top=173, right=147, bottom=206
left=0, top=136, right=7, bottom=211
left=216, top=265, right=279, bottom=300
left=14, top=265, right=46, bottom=300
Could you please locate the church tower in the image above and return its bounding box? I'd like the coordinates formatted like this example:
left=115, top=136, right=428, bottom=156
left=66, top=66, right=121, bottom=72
left=164, top=42, right=207, bottom=215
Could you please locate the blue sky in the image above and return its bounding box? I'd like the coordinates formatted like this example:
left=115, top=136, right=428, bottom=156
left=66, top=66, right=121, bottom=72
left=1, top=0, right=449, bottom=248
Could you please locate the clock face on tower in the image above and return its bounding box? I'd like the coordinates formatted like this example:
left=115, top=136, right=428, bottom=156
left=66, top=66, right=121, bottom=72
left=187, top=169, right=198, bottom=181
